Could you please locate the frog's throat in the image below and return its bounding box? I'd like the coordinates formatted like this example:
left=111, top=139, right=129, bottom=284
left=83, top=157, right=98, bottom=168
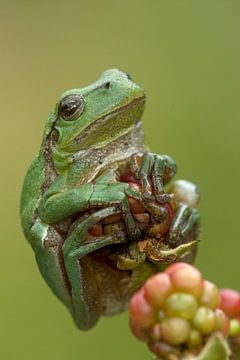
left=52, top=120, right=145, bottom=173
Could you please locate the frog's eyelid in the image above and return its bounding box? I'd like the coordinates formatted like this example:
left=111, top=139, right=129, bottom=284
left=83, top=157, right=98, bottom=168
left=58, top=95, right=84, bottom=121
left=78, top=81, right=112, bottom=96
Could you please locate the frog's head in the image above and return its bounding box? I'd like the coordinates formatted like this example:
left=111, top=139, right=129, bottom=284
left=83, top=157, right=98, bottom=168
left=51, top=69, right=145, bottom=170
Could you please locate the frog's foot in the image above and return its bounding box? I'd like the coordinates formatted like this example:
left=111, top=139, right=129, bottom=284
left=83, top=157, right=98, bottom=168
left=130, top=152, right=177, bottom=220
left=168, top=203, right=200, bottom=248
left=62, top=206, right=127, bottom=330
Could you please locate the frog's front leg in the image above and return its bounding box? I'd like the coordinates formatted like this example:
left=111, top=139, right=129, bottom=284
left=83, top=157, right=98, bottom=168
left=130, top=152, right=177, bottom=220
left=62, top=206, right=126, bottom=330
left=39, top=182, right=142, bottom=241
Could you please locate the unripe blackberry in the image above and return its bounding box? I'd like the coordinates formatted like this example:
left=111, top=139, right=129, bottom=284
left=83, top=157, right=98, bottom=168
left=129, top=263, right=232, bottom=359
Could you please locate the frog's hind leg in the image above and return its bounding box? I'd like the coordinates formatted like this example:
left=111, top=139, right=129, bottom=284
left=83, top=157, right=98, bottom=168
left=62, top=206, right=127, bottom=330
left=168, top=204, right=200, bottom=263
left=30, top=221, right=75, bottom=317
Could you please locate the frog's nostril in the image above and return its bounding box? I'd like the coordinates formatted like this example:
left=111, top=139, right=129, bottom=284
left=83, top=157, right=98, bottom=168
left=103, top=81, right=111, bottom=90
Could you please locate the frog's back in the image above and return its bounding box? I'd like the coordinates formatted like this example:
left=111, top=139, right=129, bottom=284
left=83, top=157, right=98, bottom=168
left=20, top=151, right=45, bottom=239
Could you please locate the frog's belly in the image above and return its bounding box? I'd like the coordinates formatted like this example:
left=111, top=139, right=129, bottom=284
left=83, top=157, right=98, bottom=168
left=80, top=254, right=134, bottom=316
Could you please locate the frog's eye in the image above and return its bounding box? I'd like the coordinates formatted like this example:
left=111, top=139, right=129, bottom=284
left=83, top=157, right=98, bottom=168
left=58, top=95, right=84, bottom=121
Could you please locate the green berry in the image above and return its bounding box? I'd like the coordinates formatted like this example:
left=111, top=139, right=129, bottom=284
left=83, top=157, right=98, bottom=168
left=161, top=318, right=190, bottom=345
left=165, top=292, right=198, bottom=320
left=200, top=280, right=220, bottom=309
left=192, top=306, right=216, bottom=335
left=230, top=319, right=240, bottom=337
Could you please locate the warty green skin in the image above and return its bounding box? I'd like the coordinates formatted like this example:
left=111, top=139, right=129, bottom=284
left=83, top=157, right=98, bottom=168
left=20, top=69, right=200, bottom=330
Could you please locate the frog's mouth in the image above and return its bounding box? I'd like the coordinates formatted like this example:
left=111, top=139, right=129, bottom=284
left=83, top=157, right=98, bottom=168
left=69, top=95, right=146, bottom=152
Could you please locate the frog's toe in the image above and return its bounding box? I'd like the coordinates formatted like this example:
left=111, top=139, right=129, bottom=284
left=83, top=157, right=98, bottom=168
left=155, top=192, right=173, bottom=204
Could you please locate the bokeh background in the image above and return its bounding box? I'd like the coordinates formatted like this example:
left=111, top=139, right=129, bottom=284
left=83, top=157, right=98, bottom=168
left=1, top=1, right=240, bottom=359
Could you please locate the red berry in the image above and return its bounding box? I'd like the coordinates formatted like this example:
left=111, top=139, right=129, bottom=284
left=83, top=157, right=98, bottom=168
left=167, top=263, right=204, bottom=298
left=144, top=273, right=173, bottom=309
left=129, top=289, right=156, bottom=328
left=220, top=289, right=240, bottom=317
left=165, top=262, right=192, bottom=276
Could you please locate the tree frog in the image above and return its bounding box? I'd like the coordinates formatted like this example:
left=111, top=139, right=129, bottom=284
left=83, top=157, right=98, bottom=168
left=20, top=69, right=200, bottom=330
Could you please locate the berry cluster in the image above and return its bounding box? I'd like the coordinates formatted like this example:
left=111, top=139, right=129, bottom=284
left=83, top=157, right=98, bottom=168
left=129, top=262, right=236, bottom=358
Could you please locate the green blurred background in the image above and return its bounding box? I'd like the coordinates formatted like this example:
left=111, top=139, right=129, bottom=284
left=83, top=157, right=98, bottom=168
left=1, top=1, right=240, bottom=359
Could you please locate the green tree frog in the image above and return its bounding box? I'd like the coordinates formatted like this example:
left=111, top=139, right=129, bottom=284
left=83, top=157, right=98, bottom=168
left=20, top=69, right=200, bottom=330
